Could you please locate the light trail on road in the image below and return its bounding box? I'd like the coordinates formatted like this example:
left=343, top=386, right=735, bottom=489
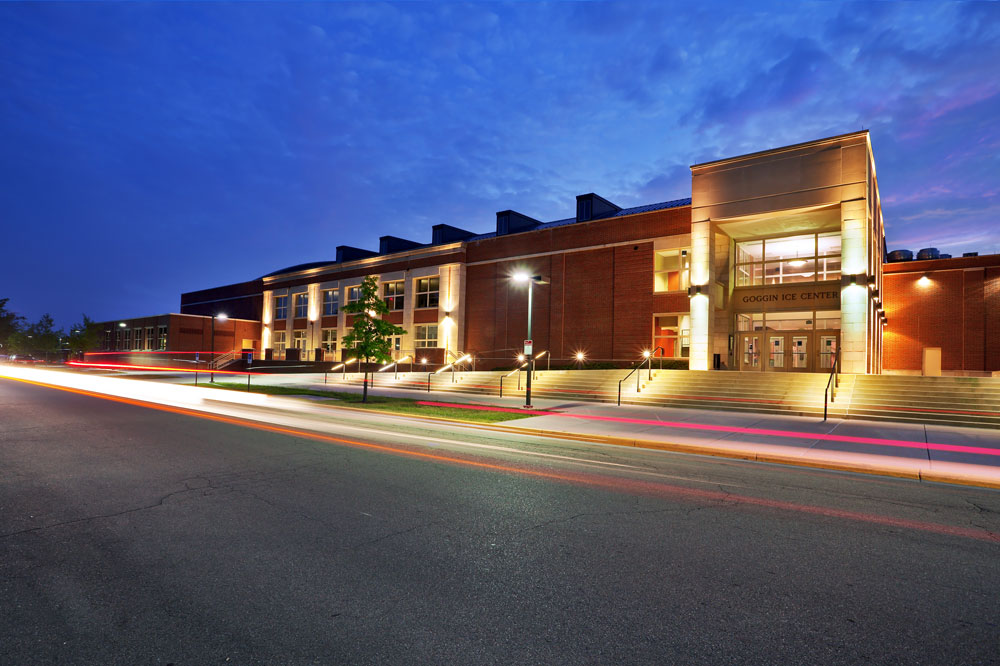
left=2, top=367, right=998, bottom=544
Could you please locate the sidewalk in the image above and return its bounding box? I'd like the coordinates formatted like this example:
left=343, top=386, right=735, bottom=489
left=225, top=371, right=1000, bottom=489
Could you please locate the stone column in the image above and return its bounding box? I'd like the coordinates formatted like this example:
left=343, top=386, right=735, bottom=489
left=689, top=219, right=715, bottom=371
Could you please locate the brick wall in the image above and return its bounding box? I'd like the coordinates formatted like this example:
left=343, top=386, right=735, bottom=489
left=882, top=257, right=1000, bottom=372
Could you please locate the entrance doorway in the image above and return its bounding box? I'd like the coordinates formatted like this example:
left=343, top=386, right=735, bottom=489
left=738, top=330, right=839, bottom=372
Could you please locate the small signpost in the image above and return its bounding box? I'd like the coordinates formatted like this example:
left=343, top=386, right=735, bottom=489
left=523, top=339, right=533, bottom=355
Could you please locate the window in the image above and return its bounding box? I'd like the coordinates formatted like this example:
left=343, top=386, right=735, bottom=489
left=122, top=328, right=131, bottom=349
left=383, top=280, right=404, bottom=310
left=322, top=289, right=339, bottom=316
left=347, top=286, right=362, bottom=305
left=653, top=314, right=691, bottom=358
left=321, top=329, right=337, bottom=352
left=735, top=233, right=841, bottom=287
left=414, top=324, right=439, bottom=348
left=157, top=326, right=167, bottom=350
left=274, top=295, right=289, bottom=319
left=145, top=327, right=154, bottom=350
left=654, top=249, right=690, bottom=292
left=133, top=328, right=143, bottom=350
left=294, top=293, right=308, bottom=319
left=272, top=331, right=287, bottom=353
left=292, top=330, right=307, bottom=350
left=415, top=277, right=439, bottom=309
left=389, top=336, right=402, bottom=352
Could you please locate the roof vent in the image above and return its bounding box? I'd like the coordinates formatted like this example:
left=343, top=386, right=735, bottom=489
left=938, top=253, right=952, bottom=259
left=379, top=236, right=425, bottom=254
left=432, top=224, right=476, bottom=244
left=886, top=249, right=913, bottom=262
left=336, top=245, right=379, bottom=263
left=496, top=210, right=541, bottom=236
left=916, top=247, right=940, bottom=260
left=963, top=252, right=979, bottom=258
left=576, top=193, right=621, bottom=222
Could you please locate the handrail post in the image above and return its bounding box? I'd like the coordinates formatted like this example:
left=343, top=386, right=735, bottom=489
left=500, top=375, right=504, bottom=398
left=618, top=379, right=622, bottom=406
left=427, top=372, right=432, bottom=393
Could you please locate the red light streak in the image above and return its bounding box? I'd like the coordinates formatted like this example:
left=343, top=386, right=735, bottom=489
left=416, top=401, right=1000, bottom=458
left=68, top=361, right=264, bottom=376
left=83, top=350, right=221, bottom=356
left=3, top=374, right=997, bottom=545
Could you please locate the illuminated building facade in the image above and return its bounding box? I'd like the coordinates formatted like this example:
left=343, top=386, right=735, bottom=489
left=168, top=130, right=997, bottom=375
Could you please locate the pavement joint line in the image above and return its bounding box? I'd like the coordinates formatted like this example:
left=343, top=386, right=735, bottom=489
left=5, top=373, right=1000, bottom=491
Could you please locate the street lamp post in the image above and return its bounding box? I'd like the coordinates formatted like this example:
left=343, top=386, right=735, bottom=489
left=210, top=313, right=228, bottom=382
left=512, top=273, right=547, bottom=409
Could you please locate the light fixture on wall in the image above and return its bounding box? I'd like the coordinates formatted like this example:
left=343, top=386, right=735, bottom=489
left=841, top=273, right=866, bottom=288
left=917, top=273, right=931, bottom=287
left=687, top=284, right=703, bottom=298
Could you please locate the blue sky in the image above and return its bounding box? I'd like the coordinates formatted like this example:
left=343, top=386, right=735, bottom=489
left=2, top=1, right=998, bottom=328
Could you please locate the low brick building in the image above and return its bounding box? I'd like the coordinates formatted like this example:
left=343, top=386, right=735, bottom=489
left=99, top=130, right=999, bottom=376
left=883, top=254, right=1000, bottom=374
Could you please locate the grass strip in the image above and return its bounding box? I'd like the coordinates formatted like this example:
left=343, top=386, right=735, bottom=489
left=198, top=382, right=534, bottom=423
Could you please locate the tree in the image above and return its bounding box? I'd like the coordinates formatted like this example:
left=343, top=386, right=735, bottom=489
left=28, top=313, right=62, bottom=359
left=0, top=298, right=25, bottom=354
left=68, top=314, right=103, bottom=357
left=341, top=276, right=406, bottom=403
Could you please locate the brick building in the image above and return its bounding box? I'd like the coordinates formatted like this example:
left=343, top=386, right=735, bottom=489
left=882, top=254, right=1000, bottom=374
left=100, top=130, right=998, bottom=376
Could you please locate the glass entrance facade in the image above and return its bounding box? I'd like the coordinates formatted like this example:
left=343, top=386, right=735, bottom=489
left=736, top=310, right=840, bottom=372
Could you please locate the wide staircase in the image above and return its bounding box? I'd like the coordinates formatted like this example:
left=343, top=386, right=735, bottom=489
left=334, top=366, right=1000, bottom=429
left=845, top=374, right=1000, bottom=429
left=626, top=370, right=836, bottom=418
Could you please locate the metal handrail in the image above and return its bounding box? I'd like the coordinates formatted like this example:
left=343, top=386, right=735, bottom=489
left=208, top=350, right=237, bottom=370
left=499, top=362, right=528, bottom=397
left=648, top=346, right=665, bottom=380
left=823, top=349, right=841, bottom=421
left=533, top=350, right=549, bottom=379
left=617, top=353, right=652, bottom=406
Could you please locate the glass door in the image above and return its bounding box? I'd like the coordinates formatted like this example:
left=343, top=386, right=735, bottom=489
left=790, top=335, right=809, bottom=372
left=768, top=335, right=786, bottom=370
left=740, top=333, right=761, bottom=371
left=818, top=333, right=839, bottom=370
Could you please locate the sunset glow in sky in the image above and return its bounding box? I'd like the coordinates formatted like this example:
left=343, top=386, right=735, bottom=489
left=2, top=1, right=998, bottom=326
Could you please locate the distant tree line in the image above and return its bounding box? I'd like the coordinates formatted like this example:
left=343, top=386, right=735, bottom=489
left=0, top=298, right=102, bottom=360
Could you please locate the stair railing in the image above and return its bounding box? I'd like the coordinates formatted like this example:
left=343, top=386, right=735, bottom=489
left=823, top=349, right=841, bottom=421
left=618, top=352, right=654, bottom=406
left=648, top=346, right=665, bottom=380
left=533, top=350, right=549, bottom=379
left=500, top=361, right=529, bottom=397
left=208, top=350, right=237, bottom=370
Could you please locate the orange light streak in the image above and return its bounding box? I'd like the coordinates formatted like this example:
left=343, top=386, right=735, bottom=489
left=3, top=374, right=998, bottom=545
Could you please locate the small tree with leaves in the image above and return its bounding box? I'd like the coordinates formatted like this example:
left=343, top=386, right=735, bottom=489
left=0, top=298, right=25, bottom=355
left=341, top=276, right=407, bottom=402
left=68, top=314, right=103, bottom=358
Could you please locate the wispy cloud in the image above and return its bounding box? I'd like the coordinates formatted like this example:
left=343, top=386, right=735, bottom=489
left=0, top=1, right=997, bottom=326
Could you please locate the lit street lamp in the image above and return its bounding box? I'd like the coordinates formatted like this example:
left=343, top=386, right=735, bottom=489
left=210, top=313, right=228, bottom=382
left=511, top=272, right=548, bottom=408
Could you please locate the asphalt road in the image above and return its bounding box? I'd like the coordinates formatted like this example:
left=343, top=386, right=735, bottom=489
left=2, top=377, right=999, bottom=665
